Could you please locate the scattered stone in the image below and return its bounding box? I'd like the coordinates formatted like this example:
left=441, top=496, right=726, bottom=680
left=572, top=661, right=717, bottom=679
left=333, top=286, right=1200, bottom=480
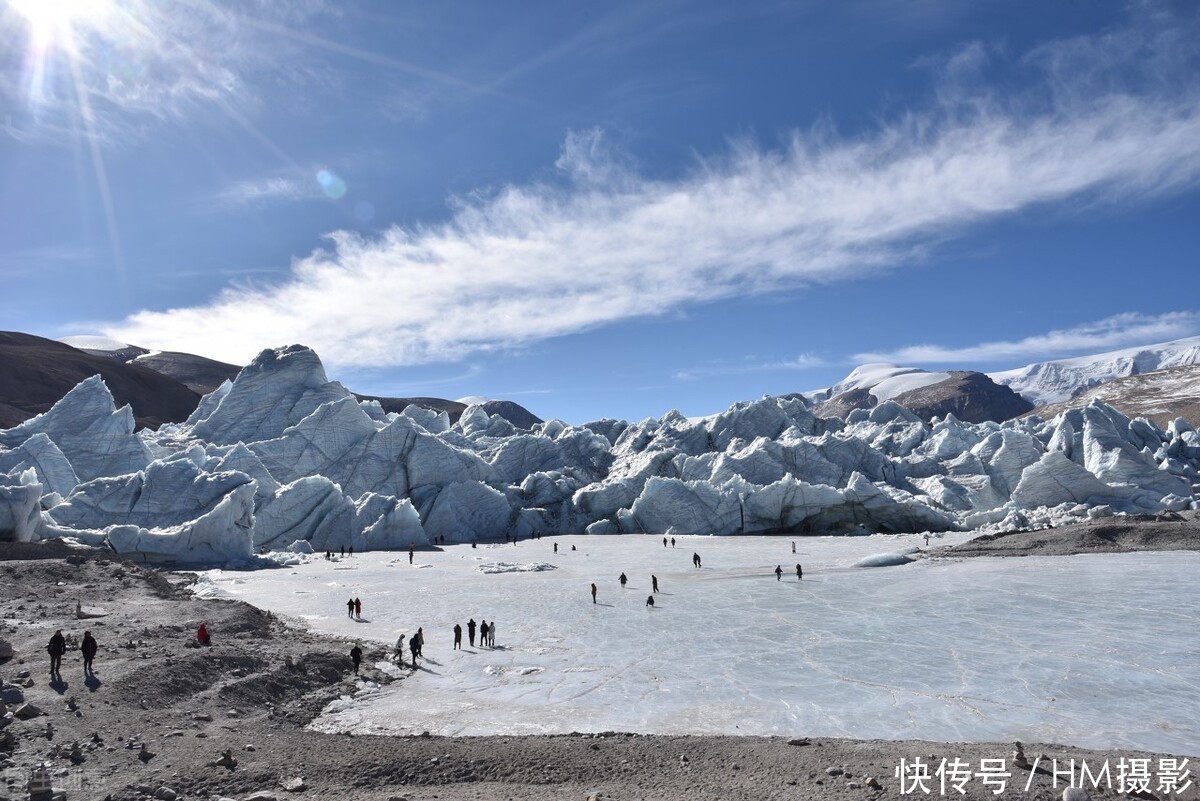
left=153, top=787, right=178, bottom=801
left=0, top=685, right=23, bottom=704
left=847, top=781, right=862, bottom=789
left=194, top=712, right=213, bottom=722
left=825, top=766, right=844, bottom=776
left=787, top=737, right=810, bottom=746
left=1062, top=788, right=1092, bottom=801
left=214, top=749, right=237, bottom=769
left=0, top=638, right=13, bottom=660
left=283, top=776, right=307, bottom=792
left=138, top=743, right=156, bottom=763
left=244, top=744, right=257, bottom=751
left=15, top=670, right=29, bottom=679
left=866, top=776, right=881, bottom=789
left=14, top=702, right=43, bottom=719
left=246, top=791, right=280, bottom=800
left=1013, top=741, right=1030, bottom=769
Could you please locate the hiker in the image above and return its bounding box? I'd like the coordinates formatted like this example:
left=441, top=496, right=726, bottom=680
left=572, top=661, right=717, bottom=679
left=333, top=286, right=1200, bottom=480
left=646, top=595, right=655, bottom=607
left=354, top=597, right=362, bottom=619
left=796, top=563, right=803, bottom=580
left=81, top=631, right=98, bottom=674
left=692, top=552, right=701, bottom=568
left=409, top=635, right=419, bottom=666
left=924, top=533, right=930, bottom=546
left=350, top=643, right=363, bottom=674
left=670, top=537, right=676, bottom=548
left=196, top=623, right=211, bottom=646
left=346, top=598, right=354, bottom=618
left=453, top=623, right=462, bottom=650
left=48, top=630, right=66, bottom=674
left=394, top=633, right=406, bottom=666
left=652, top=575, right=659, bottom=593
left=553, top=543, right=558, bottom=554
left=663, top=537, right=667, bottom=547
left=479, top=621, right=489, bottom=647
left=488, top=621, right=496, bottom=647
left=409, top=543, right=414, bottom=564
left=571, top=544, right=576, bottom=551
left=619, top=572, right=628, bottom=588
left=468, top=618, right=477, bottom=647
left=775, top=565, right=783, bottom=581
left=349, top=545, right=354, bottom=557
left=340, top=546, right=345, bottom=557
left=591, top=583, right=597, bottom=604
left=791, top=540, right=796, bottom=554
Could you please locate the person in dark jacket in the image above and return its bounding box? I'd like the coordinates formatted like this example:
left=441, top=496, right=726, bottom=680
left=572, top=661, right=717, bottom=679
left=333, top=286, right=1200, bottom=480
left=796, top=563, right=803, bottom=580
left=409, top=635, right=420, bottom=667
left=775, top=565, right=783, bottom=581
left=468, top=618, right=477, bottom=646
left=350, top=644, right=363, bottom=674
left=590, top=583, right=597, bottom=604
left=619, top=572, right=628, bottom=588
left=81, top=631, right=98, bottom=674
left=646, top=595, right=655, bottom=607
left=479, top=620, right=489, bottom=647
left=453, top=623, right=463, bottom=649
left=354, top=597, right=362, bottom=618
left=651, top=575, right=659, bottom=593
left=48, top=630, right=66, bottom=674
left=346, top=597, right=354, bottom=618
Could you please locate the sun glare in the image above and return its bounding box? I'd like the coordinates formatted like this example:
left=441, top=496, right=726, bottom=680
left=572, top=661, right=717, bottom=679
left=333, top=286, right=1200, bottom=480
left=9, top=0, right=112, bottom=45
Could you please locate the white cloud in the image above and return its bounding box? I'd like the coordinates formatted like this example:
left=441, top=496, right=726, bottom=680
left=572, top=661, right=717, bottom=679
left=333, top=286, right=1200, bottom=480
left=106, top=15, right=1200, bottom=369
left=673, top=355, right=825, bottom=382
left=217, top=175, right=322, bottom=206
left=853, top=311, right=1200, bottom=365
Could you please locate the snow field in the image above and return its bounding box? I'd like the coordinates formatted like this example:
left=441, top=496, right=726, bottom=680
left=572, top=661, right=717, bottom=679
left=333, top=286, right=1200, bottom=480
left=196, top=534, right=1200, bottom=754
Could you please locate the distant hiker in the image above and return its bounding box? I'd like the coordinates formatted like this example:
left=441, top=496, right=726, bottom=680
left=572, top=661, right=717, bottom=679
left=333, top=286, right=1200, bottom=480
left=488, top=621, right=496, bottom=647
left=394, top=634, right=406, bottom=665
left=354, top=597, right=362, bottom=619
left=409, top=543, right=414, bottom=564
left=479, top=621, right=489, bottom=647
left=663, top=537, right=667, bottom=547
left=791, top=540, right=796, bottom=554
left=349, top=545, right=354, bottom=557
left=646, top=595, right=655, bottom=607
left=796, top=563, right=803, bottom=580
left=652, top=575, right=659, bottom=593
left=415, top=627, right=424, bottom=657
left=591, top=583, right=597, bottom=604
left=409, top=635, right=419, bottom=666
left=775, top=565, right=783, bottom=581
left=571, top=544, right=576, bottom=551
left=468, top=618, right=477, bottom=647
left=47, top=630, right=66, bottom=674
left=196, top=623, right=211, bottom=646
left=350, top=644, right=363, bottom=674
left=553, top=543, right=559, bottom=554
left=81, top=631, right=98, bottom=674
left=346, top=598, right=354, bottom=618
left=692, top=552, right=701, bottom=568
left=340, top=546, right=345, bottom=557
left=619, top=572, right=628, bottom=588
left=453, top=623, right=463, bottom=650
left=924, top=534, right=930, bottom=546
left=671, top=537, right=676, bottom=548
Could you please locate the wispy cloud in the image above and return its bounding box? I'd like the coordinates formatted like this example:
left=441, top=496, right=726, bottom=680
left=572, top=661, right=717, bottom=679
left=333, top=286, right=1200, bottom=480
left=105, top=13, right=1200, bottom=369
left=673, top=355, right=825, bottom=381
left=217, top=175, right=323, bottom=206
left=854, top=311, right=1200, bottom=365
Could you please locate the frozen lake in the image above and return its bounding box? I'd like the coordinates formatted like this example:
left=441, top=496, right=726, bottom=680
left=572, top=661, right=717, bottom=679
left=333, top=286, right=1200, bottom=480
left=197, top=533, right=1200, bottom=754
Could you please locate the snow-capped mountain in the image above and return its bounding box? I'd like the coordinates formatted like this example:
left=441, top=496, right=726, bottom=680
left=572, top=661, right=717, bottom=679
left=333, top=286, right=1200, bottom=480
left=990, top=336, right=1200, bottom=407
left=807, top=364, right=1032, bottom=424
left=1030, top=364, right=1200, bottom=427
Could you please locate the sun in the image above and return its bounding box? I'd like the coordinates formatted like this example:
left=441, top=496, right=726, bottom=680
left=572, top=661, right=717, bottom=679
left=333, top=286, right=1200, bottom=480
left=8, top=0, right=113, bottom=46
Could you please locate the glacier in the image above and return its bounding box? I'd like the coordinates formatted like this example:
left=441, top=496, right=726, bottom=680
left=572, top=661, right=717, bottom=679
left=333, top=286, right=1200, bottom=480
left=2, top=344, right=1199, bottom=565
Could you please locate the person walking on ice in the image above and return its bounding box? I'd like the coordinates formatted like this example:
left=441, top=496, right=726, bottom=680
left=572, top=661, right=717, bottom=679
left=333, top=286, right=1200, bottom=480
left=651, top=575, right=659, bottom=593
left=591, top=583, right=597, bottom=604
left=791, top=540, right=796, bottom=554
left=775, top=565, right=783, bottom=581
left=487, top=621, right=496, bottom=647
left=692, top=552, right=701, bottom=568
left=354, top=597, right=362, bottom=619
left=394, top=633, right=406, bottom=666
left=346, top=597, right=354, bottom=618
left=453, top=623, right=462, bottom=650
left=796, top=563, right=803, bottom=580
left=479, top=621, right=489, bottom=648
left=619, top=572, right=628, bottom=588
left=350, top=643, right=363, bottom=674
left=468, top=618, right=477, bottom=647
left=646, top=595, right=655, bottom=607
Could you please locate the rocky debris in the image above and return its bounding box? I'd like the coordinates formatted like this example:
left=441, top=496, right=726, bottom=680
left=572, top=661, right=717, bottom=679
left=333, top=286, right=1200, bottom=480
left=1013, top=741, right=1030, bottom=769
left=787, top=737, right=810, bottom=746
left=13, top=702, right=42, bottom=719
left=0, top=638, right=13, bottom=659
left=283, top=776, right=307, bottom=791
left=824, top=766, right=844, bottom=776
left=245, top=792, right=280, bottom=801
left=153, top=787, right=178, bottom=801
left=1062, top=787, right=1092, bottom=801
left=212, top=749, right=237, bottom=769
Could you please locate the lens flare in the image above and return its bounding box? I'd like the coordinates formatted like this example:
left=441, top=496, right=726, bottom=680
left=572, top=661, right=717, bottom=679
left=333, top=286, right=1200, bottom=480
left=317, top=169, right=347, bottom=199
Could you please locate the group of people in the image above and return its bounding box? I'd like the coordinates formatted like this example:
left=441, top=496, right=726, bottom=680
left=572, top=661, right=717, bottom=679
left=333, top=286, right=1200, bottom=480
left=346, top=597, right=363, bottom=619
left=774, top=564, right=804, bottom=580
left=46, top=629, right=99, bottom=676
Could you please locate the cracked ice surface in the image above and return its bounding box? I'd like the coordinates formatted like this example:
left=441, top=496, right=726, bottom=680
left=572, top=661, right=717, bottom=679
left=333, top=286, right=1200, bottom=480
left=197, top=534, right=1200, bottom=754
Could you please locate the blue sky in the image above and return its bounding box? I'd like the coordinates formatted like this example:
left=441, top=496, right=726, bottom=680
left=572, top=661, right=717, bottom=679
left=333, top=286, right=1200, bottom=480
left=3, top=0, right=1200, bottom=424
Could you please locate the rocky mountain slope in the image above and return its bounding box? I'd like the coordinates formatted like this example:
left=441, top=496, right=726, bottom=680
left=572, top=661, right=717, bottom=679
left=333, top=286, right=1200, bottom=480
left=1029, top=363, right=1200, bottom=427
